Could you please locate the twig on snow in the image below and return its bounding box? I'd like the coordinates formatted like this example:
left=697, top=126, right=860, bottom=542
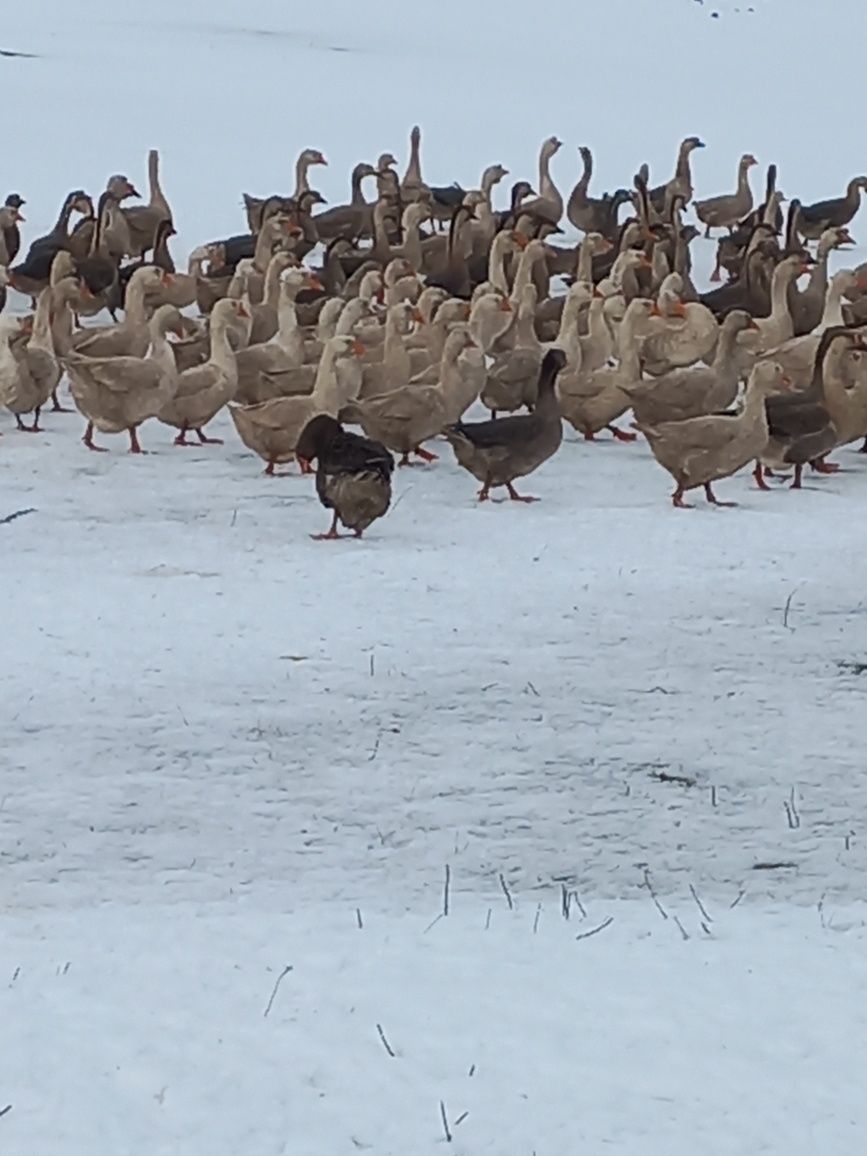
left=730, top=888, right=747, bottom=908
left=355, top=907, right=363, bottom=930
left=782, top=587, right=800, bottom=631
left=0, top=1105, right=11, bottom=1118
left=672, top=915, right=690, bottom=941
left=263, top=965, right=293, bottom=1018
left=375, top=1023, right=396, bottom=1057
left=0, top=508, right=35, bottom=525
left=575, top=916, right=614, bottom=942
left=454, top=1111, right=469, bottom=1128
left=650, top=769, right=696, bottom=788
left=423, top=913, right=444, bottom=934
left=484, top=907, right=492, bottom=930
left=642, top=868, right=668, bottom=920
left=443, top=864, right=451, bottom=916
left=533, top=902, right=542, bottom=934
left=439, top=1100, right=452, bottom=1143
left=498, top=873, right=514, bottom=910
left=689, top=883, right=712, bottom=923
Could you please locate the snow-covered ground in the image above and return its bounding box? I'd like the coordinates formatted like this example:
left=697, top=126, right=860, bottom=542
left=4, top=1, right=867, bottom=1152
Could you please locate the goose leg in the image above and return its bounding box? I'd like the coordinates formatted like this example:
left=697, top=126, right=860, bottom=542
left=608, top=424, right=637, bottom=442
left=582, top=430, right=596, bottom=441
left=195, top=427, right=223, bottom=445
left=709, top=257, right=722, bottom=283
left=506, top=481, right=539, bottom=503
left=30, top=407, right=42, bottom=433
left=128, top=426, right=146, bottom=454
left=704, top=482, right=736, bottom=507
left=50, top=389, right=71, bottom=412
left=299, top=457, right=314, bottom=475
left=82, top=421, right=108, bottom=452
left=173, top=425, right=194, bottom=446
left=310, top=512, right=343, bottom=541
left=810, top=457, right=840, bottom=474
left=790, top=464, right=804, bottom=489
left=413, top=444, right=438, bottom=462
left=753, top=461, right=771, bottom=491
left=671, top=482, right=693, bottom=509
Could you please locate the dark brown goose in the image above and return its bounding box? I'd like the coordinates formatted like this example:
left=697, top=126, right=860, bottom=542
left=443, top=348, right=566, bottom=502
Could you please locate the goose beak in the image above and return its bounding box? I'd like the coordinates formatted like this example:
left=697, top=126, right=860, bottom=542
left=161, top=271, right=175, bottom=286
left=351, top=337, right=365, bottom=356
left=316, top=153, right=328, bottom=166
left=512, top=231, right=529, bottom=249
left=499, top=298, right=513, bottom=313
left=13, top=210, right=24, bottom=222
left=649, top=302, right=663, bottom=317
left=411, top=308, right=425, bottom=324
left=127, top=183, right=141, bottom=198
left=19, top=316, right=34, bottom=335
left=236, top=302, right=251, bottom=319
left=307, top=273, right=324, bottom=291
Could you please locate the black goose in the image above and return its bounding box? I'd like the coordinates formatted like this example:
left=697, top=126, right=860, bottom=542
left=10, top=189, right=92, bottom=296
left=295, top=414, right=395, bottom=540
left=1, top=193, right=25, bottom=265
left=796, top=177, right=867, bottom=241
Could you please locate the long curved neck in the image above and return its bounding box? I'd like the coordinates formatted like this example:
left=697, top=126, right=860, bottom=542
left=54, top=195, right=76, bottom=238
left=480, top=169, right=498, bottom=204
left=147, top=318, right=178, bottom=376
left=615, top=312, right=644, bottom=376
left=538, top=147, right=555, bottom=200
left=404, top=131, right=422, bottom=184
left=713, top=321, right=743, bottom=371
left=555, top=296, right=582, bottom=357
left=400, top=214, right=423, bottom=271
left=294, top=155, right=311, bottom=199
left=154, top=228, right=175, bottom=273
left=845, top=179, right=863, bottom=210
left=30, top=291, right=53, bottom=352
left=674, top=143, right=692, bottom=183
left=741, top=380, right=770, bottom=429
left=208, top=317, right=236, bottom=376
left=125, top=274, right=151, bottom=326
left=253, top=225, right=280, bottom=271
left=350, top=168, right=366, bottom=206
left=577, top=151, right=592, bottom=197
left=770, top=267, right=795, bottom=319
left=820, top=281, right=847, bottom=328
left=263, top=259, right=286, bottom=308
left=736, top=162, right=751, bottom=194
left=275, top=290, right=301, bottom=351
left=148, top=150, right=168, bottom=213
left=488, top=235, right=512, bottom=295
left=510, top=246, right=537, bottom=301
left=576, top=240, right=595, bottom=281
left=312, top=349, right=342, bottom=408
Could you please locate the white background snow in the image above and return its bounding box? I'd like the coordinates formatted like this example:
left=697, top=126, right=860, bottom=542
left=3, top=1, right=867, bottom=1152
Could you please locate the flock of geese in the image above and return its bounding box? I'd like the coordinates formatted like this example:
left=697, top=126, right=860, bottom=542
left=2, top=131, right=867, bottom=535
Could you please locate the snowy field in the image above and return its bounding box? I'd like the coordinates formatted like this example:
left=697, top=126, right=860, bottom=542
left=4, top=1, right=867, bottom=1152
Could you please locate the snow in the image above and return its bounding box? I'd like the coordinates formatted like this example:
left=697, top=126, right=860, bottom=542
left=3, top=0, right=867, bottom=1152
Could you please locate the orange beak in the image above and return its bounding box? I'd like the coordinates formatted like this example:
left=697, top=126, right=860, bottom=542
left=499, top=297, right=513, bottom=313
left=411, top=307, right=425, bottom=324
left=236, top=302, right=251, bottom=319
left=307, top=273, right=324, bottom=291
left=512, top=231, right=529, bottom=250
left=352, top=337, right=365, bottom=356
left=161, top=271, right=175, bottom=286
left=461, top=303, right=471, bottom=319
left=748, top=318, right=761, bottom=330
left=649, top=302, right=663, bottom=317
left=673, top=302, right=689, bottom=318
